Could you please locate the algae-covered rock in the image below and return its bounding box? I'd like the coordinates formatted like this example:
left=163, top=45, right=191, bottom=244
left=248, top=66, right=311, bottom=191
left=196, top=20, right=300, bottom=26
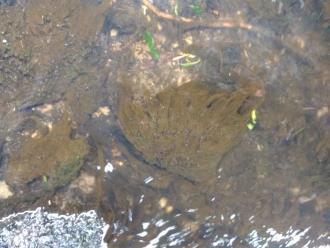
left=118, top=80, right=263, bottom=183
left=5, top=114, right=89, bottom=191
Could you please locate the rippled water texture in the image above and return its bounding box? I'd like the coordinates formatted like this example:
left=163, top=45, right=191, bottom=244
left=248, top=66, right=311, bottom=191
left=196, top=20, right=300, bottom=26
left=0, top=0, right=329, bottom=247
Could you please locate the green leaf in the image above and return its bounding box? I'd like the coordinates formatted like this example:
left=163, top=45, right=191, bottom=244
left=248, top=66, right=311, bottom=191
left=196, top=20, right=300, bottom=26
left=247, top=109, right=258, bottom=130
left=247, top=122, right=255, bottom=130
left=42, top=175, right=48, bottom=183
left=144, top=31, right=160, bottom=61
left=190, top=4, right=203, bottom=16
left=251, top=109, right=257, bottom=124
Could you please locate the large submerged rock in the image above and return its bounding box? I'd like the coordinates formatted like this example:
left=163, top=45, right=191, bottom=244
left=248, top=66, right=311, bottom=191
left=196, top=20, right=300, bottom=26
left=118, top=79, right=263, bottom=183
left=4, top=113, right=89, bottom=192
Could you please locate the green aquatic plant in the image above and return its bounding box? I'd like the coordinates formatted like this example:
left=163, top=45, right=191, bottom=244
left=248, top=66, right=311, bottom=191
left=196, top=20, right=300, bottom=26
left=43, top=156, right=84, bottom=192
left=190, top=4, right=203, bottom=16
left=144, top=30, right=160, bottom=61
left=53, top=156, right=83, bottom=187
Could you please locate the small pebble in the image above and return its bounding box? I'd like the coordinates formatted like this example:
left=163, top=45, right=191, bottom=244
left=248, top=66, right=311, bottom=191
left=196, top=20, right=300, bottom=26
left=31, top=131, right=42, bottom=139
left=36, top=104, right=54, bottom=114
left=110, top=29, right=118, bottom=37
left=184, top=35, right=193, bottom=45
left=317, top=106, right=329, bottom=119
left=115, top=160, right=124, bottom=166
left=165, top=205, right=174, bottom=214
left=47, top=122, right=53, bottom=132
left=0, top=181, right=13, bottom=199
left=159, top=197, right=168, bottom=209
left=92, top=106, right=111, bottom=118
left=171, top=42, right=179, bottom=48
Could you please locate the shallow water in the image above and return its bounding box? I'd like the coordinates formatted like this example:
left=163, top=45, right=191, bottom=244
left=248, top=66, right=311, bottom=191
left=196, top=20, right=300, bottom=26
left=0, top=0, right=329, bottom=247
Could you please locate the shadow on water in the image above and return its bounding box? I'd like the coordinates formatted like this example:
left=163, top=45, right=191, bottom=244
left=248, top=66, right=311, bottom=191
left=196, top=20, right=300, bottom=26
left=0, top=0, right=329, bottom=247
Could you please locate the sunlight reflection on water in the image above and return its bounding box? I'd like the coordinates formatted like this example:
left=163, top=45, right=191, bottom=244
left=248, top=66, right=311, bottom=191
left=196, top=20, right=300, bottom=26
left=116, top=213, right=330, bottom=248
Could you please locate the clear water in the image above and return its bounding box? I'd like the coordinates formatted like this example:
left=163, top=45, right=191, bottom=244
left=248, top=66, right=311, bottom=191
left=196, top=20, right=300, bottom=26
left=0, top=0, right=329, bottom=247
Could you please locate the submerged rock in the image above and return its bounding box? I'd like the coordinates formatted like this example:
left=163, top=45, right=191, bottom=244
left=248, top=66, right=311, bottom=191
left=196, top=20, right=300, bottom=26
left=4, top=113, right=89, bottom=192
left=118, top=79, right=263, bottom=184
left=0, top=208, right=108, bottom=248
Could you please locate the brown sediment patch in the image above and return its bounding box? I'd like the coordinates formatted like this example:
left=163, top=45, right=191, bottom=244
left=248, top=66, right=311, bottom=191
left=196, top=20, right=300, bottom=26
left=118, top=78, right=263, bottom=184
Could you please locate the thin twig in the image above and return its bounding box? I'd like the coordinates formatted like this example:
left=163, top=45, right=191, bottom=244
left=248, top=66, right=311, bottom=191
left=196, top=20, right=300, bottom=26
left=141, top=0, right=313, bottom=68
left=141, top=0, right=266, bottom=34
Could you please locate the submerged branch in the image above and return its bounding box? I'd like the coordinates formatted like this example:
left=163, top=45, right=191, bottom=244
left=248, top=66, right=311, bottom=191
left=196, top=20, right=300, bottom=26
left=141, top=0, right=266, bottom=34
left=140, top=0, right=313, bottom=66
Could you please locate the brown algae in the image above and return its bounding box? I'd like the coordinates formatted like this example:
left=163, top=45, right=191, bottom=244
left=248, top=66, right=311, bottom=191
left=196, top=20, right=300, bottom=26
left=5, top=114, right=89, bottom=191
left=118, top=80, right=263, bottom=183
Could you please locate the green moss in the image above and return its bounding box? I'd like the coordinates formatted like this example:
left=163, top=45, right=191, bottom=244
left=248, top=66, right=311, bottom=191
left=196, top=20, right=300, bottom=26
left=5, top=114, right=89, bottom=190
left=44, top=156, right=84, bottom=191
